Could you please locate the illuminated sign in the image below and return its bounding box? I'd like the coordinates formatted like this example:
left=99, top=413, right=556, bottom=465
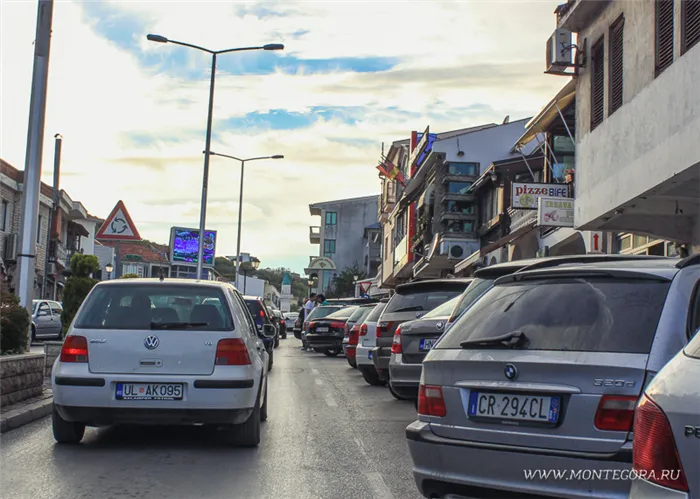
left=511, top=182, right=569, bottom=209
left=169, top=227, right=217, bottom=266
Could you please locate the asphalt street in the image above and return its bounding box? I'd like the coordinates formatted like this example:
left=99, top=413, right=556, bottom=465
left=1, top=339, right=423, bottom=499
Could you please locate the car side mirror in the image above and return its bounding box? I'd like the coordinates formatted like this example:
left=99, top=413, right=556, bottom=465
left=262, top=324, right=276, bottom=338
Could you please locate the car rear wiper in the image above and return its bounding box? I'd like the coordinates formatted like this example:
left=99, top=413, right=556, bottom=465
left=391, top=306, right=424, bottom=312
left=150, top=321, right=209, bottom=329
left=460, top=331, right=528, bottom=349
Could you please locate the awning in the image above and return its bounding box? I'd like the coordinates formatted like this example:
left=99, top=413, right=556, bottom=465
left=513, top=79, right=576, bottom=150
left=68, top=220, right=90, bottom=238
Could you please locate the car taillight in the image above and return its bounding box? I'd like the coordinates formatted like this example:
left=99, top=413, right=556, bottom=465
left=376, top=321, right=393, bottom=338
left=417, top=383, right=446, bottom=417
left=259, top=310, right=265, bottom=318
left=359, top=324, right=368, bottom=337
left=330, top=321, right=346, bottom=330
left=349, top=326, right=360, bottom=345
left=215, top=338, right=251, bottom=365
left=391, top=325, right=403, bottom=354
left=633, top=395, right=688, bottom=492
left=60, top=335, right=88, bottom=363
left=594, top=395, right=637, bottom=431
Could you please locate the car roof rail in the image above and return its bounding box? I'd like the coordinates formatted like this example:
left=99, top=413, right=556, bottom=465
left=676, top=253, right=700, bottom=269
left=515, top=254, right=670, bottom=274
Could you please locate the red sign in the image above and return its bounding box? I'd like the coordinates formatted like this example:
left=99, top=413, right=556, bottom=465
left=96, top=200, right=141, bottom=241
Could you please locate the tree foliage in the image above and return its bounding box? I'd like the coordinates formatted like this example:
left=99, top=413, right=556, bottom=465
left=327, top=265, right=366, bottom=298
left=120, top=273, right=140, bottom=279
left=61, top=254, right=99, bottom=334
left=0, top=281, right=29, bottom=354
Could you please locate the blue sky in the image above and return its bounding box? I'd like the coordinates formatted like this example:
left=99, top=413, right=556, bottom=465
left=1, top=0, right=565, bottom=275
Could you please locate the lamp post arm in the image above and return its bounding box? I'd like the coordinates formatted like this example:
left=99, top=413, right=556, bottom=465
left=216, top=46, right=266, bottom=54
left=167, top=39, right=214, bottom=53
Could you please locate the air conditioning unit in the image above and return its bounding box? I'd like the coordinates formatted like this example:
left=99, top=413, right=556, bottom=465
left=47, top=262, right=57, bottom=276
left=546, top=28, right=573, bottom=73
left=3, top=233, right=18, bottom=262
left=440, top=240, right=470, bottom=261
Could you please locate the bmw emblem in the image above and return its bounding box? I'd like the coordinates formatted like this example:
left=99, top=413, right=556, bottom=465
left=504, top=363, right=518, bottom=380
left=435, top=322, right=444, bottom=330
left=144, top=335, right=160, bottom=350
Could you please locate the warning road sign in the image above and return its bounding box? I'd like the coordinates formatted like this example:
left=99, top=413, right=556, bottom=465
left=96, top=200, right=141, bottom=241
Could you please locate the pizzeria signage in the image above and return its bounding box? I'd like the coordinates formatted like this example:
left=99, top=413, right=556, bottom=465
left=537, top=197, right=575, bottom=227
left=511, top=182, right=569, bottom=209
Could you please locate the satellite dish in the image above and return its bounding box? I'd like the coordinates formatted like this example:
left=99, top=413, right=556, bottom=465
left=503, top=115, right=510, bottom=124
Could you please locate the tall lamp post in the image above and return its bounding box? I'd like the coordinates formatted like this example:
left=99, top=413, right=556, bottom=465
left=207, top=151, right=283, bottom=281
left=147, top=34, right=283, bottom=280
left=308, top=278, right=315, bottom=297
left=105, top=263, right=114, bottom=280
left=236, top=258, right=260, bottom=294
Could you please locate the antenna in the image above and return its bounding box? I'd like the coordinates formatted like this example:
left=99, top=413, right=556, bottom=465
left=503, top=115, right=510, bottom=124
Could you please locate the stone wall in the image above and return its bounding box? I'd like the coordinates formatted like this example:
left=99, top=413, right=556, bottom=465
left=44, top=341, right=63, bottom=377
left=0, top=353, right=46, bottom=406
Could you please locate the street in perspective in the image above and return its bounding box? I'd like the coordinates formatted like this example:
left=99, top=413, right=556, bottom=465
left=1, top=1, right=700, bottom=499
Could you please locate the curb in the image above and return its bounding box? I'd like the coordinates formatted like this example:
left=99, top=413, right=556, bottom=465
left=0, top=396, right=53, bottom=434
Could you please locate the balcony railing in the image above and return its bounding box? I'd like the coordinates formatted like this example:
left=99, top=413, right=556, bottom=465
left=393, top=235, right=408, bottom=266
left=49, top=240, right=69, bottom=268
left=309, top=226, right=321, bottom=244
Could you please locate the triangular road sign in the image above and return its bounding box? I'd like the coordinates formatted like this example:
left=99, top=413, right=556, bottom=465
left=96, top=200, right=141, bottom=241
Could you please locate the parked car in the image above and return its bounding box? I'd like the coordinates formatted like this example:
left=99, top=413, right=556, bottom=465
left=373, top=279, right=472, bottom=398
left=306, top=306, right=359, bottom=356
left=343, top=304, right=378, bottom=368
left=51, top=278, right=275, bottom=446
left=271, top=309, right=286, bottom=339
left=629, top=327, right=699, bottom=499
left=406, top=254, right=699, bottom=499
left=356, top=301, right=387, bottom=386
left=244, top=296, right=276, bottom=369
left=302, top=305, right=344, bottom=350
left=388, top=295, right=461, bottom=400
left=283, top=312, right=298, bottom=333
left=31, top=299, right=64, bottom=340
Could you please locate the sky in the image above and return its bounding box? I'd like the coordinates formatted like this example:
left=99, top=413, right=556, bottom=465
left=1, top=0, right=565, bottom=275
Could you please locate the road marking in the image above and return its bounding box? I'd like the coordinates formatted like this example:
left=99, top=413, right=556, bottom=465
left=363, top=472, right=394, bottom=499
left=353, top=436, right=367, bottom=456
left=311, top=368, right=320, bottom=375
left=325, top=394, right=337, bottom=407
left=315, top=378, right=323, bottom=385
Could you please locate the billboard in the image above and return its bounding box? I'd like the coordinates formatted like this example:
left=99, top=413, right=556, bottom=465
left=511, top=182, right=569, bottom=209
left=537, top=197, right=575, bottom=227
left=169, top=227, right=217, bottom=266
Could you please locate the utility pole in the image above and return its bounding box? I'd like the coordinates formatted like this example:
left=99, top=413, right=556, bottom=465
left=16, top=0, right=54, bottom=352
left=43, top=133, right=61, bottom=299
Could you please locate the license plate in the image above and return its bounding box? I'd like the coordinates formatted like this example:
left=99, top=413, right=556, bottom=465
left=316, top=327, right=329, bottom=333
left=467, top=391, right=560, bottom=423
left=419, top=338, right=437, bottom=351
left=116, top=383, right=183, bottom=401
left=368, top=350, right=373, bottom=359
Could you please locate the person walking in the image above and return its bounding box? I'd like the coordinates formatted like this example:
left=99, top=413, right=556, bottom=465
left=301, top=293, right=317, bottom=351
left=316, top=294, right=328, bottom=306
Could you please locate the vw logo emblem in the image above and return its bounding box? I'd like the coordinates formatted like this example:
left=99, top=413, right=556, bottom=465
left=435, top=322, right=444, bottom=330
left=504, top=363, right=518, bottom=380
left=144, top=335, right=160, bottom=350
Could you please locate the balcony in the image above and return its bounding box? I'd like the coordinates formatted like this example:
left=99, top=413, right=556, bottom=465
left=379, top=182, right=398, bottom=222
left=309, top=226, right=321, bottom=244
left=49, top=240, right=68, bottom=268
left=393, top=235, right=408, bottom=267
left=556, top=0, right=611, bottom=31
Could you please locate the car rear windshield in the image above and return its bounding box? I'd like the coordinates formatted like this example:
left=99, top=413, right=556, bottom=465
left=385, top=287, right=462, bottom=314
left=423, top=295, right=460, bottom=319
left=306, top=306, right=343, bottom=321
left=74, top=284, right=234, bottom=331
left=347, top=306, right=369, bottom=323
left=451, top=278, right=495, bottom=319
left=364, top=303, right=386, bottom=323
left=437, top=277, right=671, bottom=354
left=244, top=299, right=269, bottom=325
left=323, top=306, right=359, bottom=320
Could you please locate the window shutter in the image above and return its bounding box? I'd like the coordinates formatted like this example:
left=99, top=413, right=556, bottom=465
left=609, top=16, right=625, bottom=115
left=682, top=0, right=700, bottom=53
left=590, top=37, right=605, bottom=129
left=656, top=0, right=675, bottom=75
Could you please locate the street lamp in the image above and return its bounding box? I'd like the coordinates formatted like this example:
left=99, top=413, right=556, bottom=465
left=236, top=258, right=260, bottom=294
left=207, top=151, right=283, bottom=280
left=105, top=263, right=114, bottom=280
left=147, top=34, right=284, bottom=280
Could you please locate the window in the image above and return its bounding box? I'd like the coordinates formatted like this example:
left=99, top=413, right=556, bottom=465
left=619, top=234, right=632, bottom=251
left=609, top=15, right=625, bottom=115
left=447, top=182, right=473, bottom=195
left=444, top=220, right=474, bottom=233
left=324, top=239, right=336, bottom=255
left=448, top=163, right=478, bottom=176
left=656, top=0, right=675, bottom=75
left=325, top=212, right=337, bottom=226
left=682, top=0, right=700, bottom=53
left=590, top=37, right=605, bottom=129
left=1, top=200, right=7, bottom=231
left=37, top=215, right=43, bottom=245
left=446, top=201, right=475, bottom=214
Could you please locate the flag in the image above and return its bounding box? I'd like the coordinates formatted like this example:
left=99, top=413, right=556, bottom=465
left=379, top=157, right=406, bottom=186
left=376, top=164, right=391, bottom=177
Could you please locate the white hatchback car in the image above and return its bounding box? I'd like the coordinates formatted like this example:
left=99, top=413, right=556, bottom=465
left=52, top=278, right=274, bottom=446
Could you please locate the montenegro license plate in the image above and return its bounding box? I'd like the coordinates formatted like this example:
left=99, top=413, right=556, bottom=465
left=467, top=391, right=560, bottom=423
left=116, top=383, right=183, bottom=401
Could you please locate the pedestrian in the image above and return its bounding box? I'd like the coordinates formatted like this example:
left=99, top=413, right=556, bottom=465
left=316, top=294, right=328, bottom=306
left=301, top=293, right=317, bottom=351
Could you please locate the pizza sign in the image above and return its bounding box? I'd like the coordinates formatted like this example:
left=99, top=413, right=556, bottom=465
left=511, top=183, right=569, bottom=210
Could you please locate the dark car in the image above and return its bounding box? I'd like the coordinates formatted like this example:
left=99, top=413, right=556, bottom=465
left=372, top=278, right=472, bottom=398
left=244, top=296, right=276, bottom=369
left=306, top=306, right=359, bottom=356
left=271, top=309, right=286, bottom=339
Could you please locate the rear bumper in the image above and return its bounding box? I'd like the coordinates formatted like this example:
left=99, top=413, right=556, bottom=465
left=406, top=420, right=633, bottom=499
left=356, top=345, right=375, bottom=367
left=306, top=335, right=343, bottom=350
left=372, top=347, right=391, bottom=380
left=389, top=357, right=421, bottom=398
left=55, top=404, right=253, bottom=426
left=628, top=479, right=689, bottom=499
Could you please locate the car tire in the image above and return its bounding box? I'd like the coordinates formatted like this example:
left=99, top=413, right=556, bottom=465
left=347, top=359, right=357, bottom=369
left=324, top=348, right=341, bottom=357
left=388, top=382, right=411, bottom=401
left=31, top=325, right=37, bottom=343
left=226, top=394, right=261, bottom=447
left=274, top=337, right=279, bottom=349
left=52, top=405, right=85, bottom=444
left=260, top=378, right=268, bottom=422
left=361, top=368, right=385, bottom=386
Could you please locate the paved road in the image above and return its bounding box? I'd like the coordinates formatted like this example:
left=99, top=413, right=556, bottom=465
left=1, top=340, right=423, bottom=499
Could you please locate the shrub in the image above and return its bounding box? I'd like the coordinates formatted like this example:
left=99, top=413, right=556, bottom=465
left=0, top=281, right=30, bottom=354
left=120, top=273, right=139, bottom=279
left=60, top=254, right=99, bottom=334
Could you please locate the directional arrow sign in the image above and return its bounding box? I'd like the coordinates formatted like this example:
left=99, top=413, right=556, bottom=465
left=96, top=200, right=141, bottom=241
left=587, top=231, right=603, bottom=254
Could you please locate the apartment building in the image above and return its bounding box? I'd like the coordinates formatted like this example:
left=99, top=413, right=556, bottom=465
left=554, top=0, right=700, bottom=248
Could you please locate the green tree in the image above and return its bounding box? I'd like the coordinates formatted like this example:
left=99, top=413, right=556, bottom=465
left=120, top=273, right=140, bottom=279
left=0, top=280, right=30, bottom=354
left=327, top=265, right=366, bottom=298
left=61, top=254, right=100, bottom=335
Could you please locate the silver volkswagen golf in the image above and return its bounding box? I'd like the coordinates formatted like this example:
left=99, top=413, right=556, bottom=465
left=52, top=278, right=274, bottom=446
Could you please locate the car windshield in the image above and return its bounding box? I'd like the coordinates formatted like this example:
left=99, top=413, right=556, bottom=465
left=306, top=306, right=343, bottom=322
left=422, top=295, right=460, bottom=319
left=385, top=288, right=462, bottom=313
left=437, top=277, right=671, bottom=353
left=74, top=284, right=234, bottom=331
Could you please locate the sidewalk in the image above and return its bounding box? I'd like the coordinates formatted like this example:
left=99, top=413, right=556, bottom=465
left=0, top=378, right=53, bottom=434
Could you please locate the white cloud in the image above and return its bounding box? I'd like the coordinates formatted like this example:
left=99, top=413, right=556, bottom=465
left=1, top=0, right=565, bottom=273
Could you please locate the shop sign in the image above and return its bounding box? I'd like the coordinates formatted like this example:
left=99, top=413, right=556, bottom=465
left=512, top=183, right=569, bottom=209
left=537, top=197, right=575, bottom=227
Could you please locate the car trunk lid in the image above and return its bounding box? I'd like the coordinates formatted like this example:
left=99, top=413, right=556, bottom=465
left=401, top=317, right=449, bottom=363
